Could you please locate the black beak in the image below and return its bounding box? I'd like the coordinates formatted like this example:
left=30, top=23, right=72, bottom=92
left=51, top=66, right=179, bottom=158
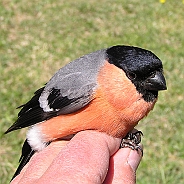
left=144, top=71, right=167, bottom=91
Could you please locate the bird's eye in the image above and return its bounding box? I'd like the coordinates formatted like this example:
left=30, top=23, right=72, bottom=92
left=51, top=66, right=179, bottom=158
left=126, top=71, right=136, bottom=80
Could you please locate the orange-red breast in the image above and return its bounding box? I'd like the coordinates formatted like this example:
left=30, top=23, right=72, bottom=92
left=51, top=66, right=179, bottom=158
left=5, top=45, right=167, bottom=179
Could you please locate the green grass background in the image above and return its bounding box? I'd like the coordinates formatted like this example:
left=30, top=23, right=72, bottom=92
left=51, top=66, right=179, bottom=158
left=0, top=0, right=184, bottom=183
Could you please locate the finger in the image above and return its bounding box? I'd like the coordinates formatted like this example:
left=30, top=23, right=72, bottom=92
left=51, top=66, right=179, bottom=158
left=12, top=131, right=121, bottom=184
left=103, top=146, right=143, bottom=184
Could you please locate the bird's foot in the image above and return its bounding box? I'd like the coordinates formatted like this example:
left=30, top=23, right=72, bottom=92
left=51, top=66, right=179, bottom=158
left=120, top=130, right=143, bottom=155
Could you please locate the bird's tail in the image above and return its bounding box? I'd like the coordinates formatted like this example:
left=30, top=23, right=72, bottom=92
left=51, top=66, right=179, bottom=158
left=11, top=139, right=35, bottom=181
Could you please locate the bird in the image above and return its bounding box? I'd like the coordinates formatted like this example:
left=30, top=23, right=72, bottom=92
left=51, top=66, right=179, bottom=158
left=5, top=45, right=167, bottom=180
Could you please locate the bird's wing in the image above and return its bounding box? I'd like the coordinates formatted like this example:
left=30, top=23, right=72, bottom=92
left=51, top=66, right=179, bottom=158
left=5, top=49, right=107, bottom=133
left=5, top=73, right=97, bottom=133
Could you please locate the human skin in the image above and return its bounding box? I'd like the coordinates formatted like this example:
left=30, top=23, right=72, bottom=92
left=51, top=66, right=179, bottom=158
left=11, top=130, right=142, bottom=184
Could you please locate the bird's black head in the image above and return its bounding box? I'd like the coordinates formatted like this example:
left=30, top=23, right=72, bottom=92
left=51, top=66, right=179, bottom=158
left=106, top=45, right=167, bottom=102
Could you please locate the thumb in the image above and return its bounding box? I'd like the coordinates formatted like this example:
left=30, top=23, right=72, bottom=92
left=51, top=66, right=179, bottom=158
left=104, top=146, right=143, bottom=184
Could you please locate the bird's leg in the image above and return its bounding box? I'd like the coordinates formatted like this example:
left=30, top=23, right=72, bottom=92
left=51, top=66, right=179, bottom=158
left=120, top=130, right=143, bottom=155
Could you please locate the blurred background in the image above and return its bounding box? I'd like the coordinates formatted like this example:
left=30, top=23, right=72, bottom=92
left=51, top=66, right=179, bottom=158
left=0, top=0, right=184, bottom=183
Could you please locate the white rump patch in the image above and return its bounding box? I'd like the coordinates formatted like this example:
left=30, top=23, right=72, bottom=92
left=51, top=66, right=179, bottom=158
left=27, top=126, right=47, bottom=151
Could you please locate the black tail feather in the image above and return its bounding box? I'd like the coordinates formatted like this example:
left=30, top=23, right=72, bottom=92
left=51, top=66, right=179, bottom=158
left=11, top=140, right=35, bottom=181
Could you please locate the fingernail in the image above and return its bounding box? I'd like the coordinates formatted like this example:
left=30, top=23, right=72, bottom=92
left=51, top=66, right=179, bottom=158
left=127, top=149, right=142, bottom=171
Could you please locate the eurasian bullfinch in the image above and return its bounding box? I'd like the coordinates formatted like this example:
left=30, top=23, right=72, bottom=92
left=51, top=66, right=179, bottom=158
left=5, top=45, right=167, bottom=180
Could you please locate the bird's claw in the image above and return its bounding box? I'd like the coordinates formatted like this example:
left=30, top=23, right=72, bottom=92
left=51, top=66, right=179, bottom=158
left=120, top=130, right=143, bottom=155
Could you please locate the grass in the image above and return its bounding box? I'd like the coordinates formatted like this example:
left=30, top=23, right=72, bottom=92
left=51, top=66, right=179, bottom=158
left=0, top=0, right=184, bottom=183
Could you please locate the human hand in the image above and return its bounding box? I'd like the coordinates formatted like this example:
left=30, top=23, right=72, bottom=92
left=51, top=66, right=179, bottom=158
left=11, top=130, right=142, bottom=184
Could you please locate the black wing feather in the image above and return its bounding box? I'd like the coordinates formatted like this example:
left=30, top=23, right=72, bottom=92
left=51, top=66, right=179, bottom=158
left=48, top=89, right=79, bottom=110
left=17, top=87, right=45, bottom=116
